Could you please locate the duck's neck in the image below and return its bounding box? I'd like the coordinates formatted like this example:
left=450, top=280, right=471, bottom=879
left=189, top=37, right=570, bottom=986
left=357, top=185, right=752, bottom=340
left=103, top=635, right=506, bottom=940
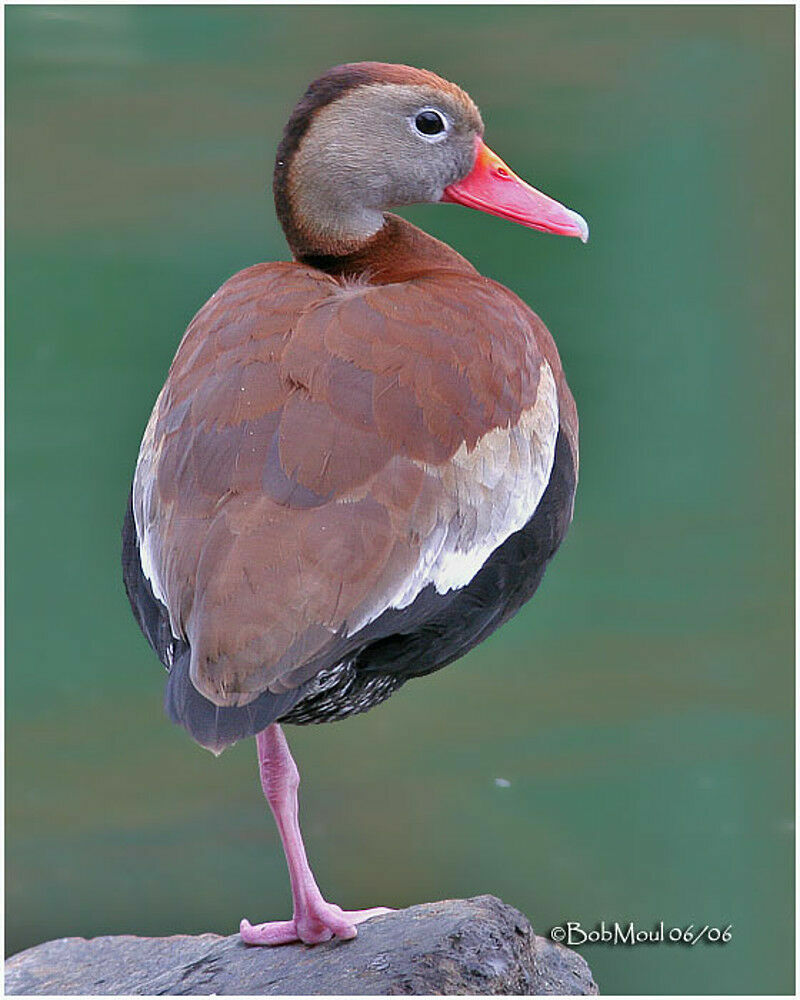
left=273, top=117, right=477, bottom=283
left=274, top=134, right=383, bottom=264
left=287, top=213, right=479, bottom=284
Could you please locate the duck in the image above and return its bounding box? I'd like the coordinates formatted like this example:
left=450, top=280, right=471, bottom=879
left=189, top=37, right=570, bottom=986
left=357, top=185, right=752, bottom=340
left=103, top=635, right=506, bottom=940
left=122, top=61, right=587, bottom=947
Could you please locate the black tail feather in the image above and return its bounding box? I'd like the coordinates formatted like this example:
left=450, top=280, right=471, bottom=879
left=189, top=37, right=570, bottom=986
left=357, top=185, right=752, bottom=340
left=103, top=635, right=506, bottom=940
left=165, top=648, right=307, bottom=754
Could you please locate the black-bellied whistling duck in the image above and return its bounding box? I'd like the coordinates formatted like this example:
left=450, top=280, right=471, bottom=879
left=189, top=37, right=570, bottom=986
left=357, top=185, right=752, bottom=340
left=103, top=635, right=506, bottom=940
left=122, top=62, right=587, bottom=946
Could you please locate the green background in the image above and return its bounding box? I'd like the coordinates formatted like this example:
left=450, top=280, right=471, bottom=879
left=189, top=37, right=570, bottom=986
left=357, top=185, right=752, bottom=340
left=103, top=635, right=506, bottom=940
left=6, top=5, right=794, bottom=994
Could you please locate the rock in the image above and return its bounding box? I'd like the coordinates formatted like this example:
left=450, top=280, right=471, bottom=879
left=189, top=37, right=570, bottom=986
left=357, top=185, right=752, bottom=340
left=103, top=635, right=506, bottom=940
left=5, top=895, right=598, bottom=995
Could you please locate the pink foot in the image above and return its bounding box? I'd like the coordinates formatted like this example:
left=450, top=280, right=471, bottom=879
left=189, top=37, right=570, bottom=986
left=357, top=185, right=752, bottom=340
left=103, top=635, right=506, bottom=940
left=244, top=727, right=392, bottom=947
left=240, top=902, right=391, bottom=946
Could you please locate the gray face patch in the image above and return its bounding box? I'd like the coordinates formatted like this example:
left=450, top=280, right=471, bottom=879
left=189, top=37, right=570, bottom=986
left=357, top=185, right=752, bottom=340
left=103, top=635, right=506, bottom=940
left=289, top=82, right=483, bottom=252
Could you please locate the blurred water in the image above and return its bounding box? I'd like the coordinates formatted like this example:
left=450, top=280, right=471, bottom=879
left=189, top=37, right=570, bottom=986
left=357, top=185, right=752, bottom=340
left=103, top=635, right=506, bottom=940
left=6, top=6, right=793, bottom=993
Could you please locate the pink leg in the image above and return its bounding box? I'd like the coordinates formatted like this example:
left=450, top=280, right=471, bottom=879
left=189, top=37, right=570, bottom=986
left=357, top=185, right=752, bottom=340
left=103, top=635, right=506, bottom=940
left=240, top=724, right=390, bottom=946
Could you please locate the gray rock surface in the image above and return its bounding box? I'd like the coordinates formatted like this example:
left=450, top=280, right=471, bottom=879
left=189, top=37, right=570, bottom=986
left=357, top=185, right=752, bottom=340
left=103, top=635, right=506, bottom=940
left=5, top=895, right=598, bottom=995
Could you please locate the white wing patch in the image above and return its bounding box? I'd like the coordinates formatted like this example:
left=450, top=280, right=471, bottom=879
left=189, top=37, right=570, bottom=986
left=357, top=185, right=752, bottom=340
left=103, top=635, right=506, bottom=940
left=350, top=358, right=559, bottom=632
left=132, top=387, right=173, bottom=616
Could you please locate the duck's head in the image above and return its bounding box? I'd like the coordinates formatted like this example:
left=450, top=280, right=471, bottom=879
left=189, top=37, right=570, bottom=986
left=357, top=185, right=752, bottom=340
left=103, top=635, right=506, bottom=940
left=274, top=62, right=588, bottom=259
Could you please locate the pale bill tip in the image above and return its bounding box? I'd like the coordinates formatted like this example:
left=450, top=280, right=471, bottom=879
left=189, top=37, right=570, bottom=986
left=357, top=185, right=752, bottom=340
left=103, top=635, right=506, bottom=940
left=569, top=209, right=590, bottom=244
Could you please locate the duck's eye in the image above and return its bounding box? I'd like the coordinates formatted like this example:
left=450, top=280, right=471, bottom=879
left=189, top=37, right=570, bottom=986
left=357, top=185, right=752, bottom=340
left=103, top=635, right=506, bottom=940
left=414, top=110, right=446, bottom=137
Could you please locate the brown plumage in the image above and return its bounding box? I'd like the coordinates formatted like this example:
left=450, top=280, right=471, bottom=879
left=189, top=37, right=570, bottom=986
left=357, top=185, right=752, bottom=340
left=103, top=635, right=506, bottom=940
left=122, top=61, right=587, bottom=946
left=134, top=228, right=574, bottom=705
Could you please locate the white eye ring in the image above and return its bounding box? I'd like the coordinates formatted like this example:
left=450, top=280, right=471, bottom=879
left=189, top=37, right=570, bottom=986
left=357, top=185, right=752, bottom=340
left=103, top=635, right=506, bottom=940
left=411, top=108, right=449, bottom=142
